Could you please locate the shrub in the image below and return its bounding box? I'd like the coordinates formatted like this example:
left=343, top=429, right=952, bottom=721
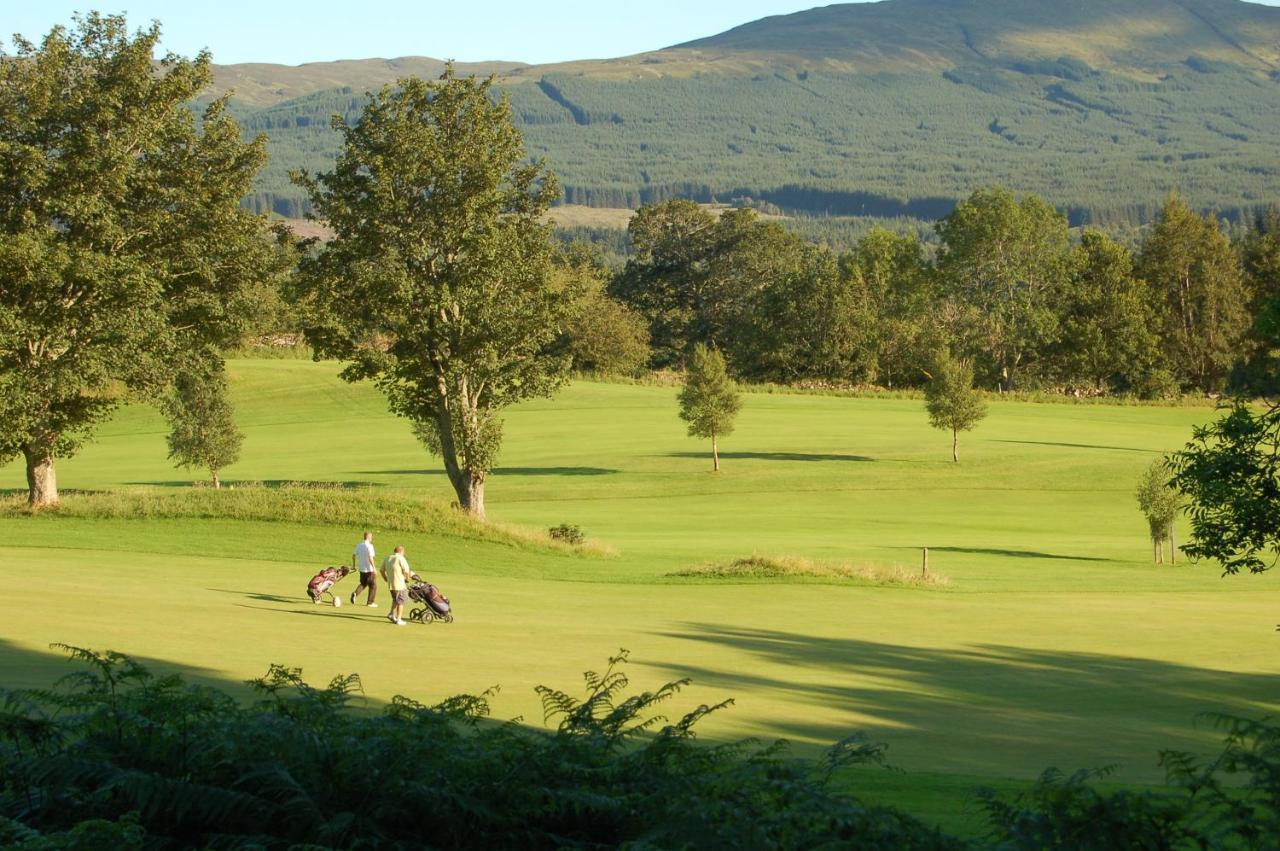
left=0, top=646, right=956, bottom=849
left=548, top=523, right=587, bottom=545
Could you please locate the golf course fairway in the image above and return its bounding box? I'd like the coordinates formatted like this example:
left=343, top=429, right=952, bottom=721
left=2, top=358, right=1277, bottom=834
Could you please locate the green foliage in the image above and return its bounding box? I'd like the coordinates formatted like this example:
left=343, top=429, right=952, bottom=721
left=162, top=365, right=243, bottom=488
left=936, top=187, right=1073, bottom=390
left=557, top=251, right=651, bottom=375
left=0, top=646, right=956, bottom=849
left=294, top=67, right=576, bottom=518
left=924, top=353, right=988, bottom=462
left=678, top=344, right=742, bottom=469
left=0, top=13, right=279, bottom=505
left=548, top=523, right=586, bottom=545
left=1137, top=195, right=1250, bottom=392
left=1135, top=460, right=1183, bottom=563
left=1171, top=401, right=1280, bottom=574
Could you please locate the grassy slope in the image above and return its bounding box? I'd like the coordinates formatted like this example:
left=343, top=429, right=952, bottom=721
left=2, top=359, right=1277, bottom=835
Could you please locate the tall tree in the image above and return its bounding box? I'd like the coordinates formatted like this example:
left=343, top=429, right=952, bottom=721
left=294, top=68, right=573, bottom=519
left=613, top=200, right=717, bottom=366
left=924, top=352, right=987, bottom=462
left=678, top=344, right=742, bottom=472
left=1137, top=195, right=1249, bottom=393
left=729, top=239, right=862, bottom=383
left=1056, top=230, right=1166, bottom=396
left=1236, top=206, right=1280, bottom=394
left=0, top=14, right=280, bottom=505
left=845, top=228, right=933, bottom=388
left=935, top=187, right=1072, bottom=390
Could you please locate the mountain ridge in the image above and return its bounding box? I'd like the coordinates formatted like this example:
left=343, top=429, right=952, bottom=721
left=207, top=0, right=1280, bottom=229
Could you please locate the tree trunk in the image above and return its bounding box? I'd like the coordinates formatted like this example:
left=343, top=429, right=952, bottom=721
left=23, top=444, right=58, bottom=507
left=712, top=432, right=720, bottom=472
left=1168, top=522, right=1177, bottom=564
left=456, top=471, right=486, bottom=518
left=1154, top=538, right=1163, bottom=565
left=211, top=468, right=221, bottom=490
left=952, top=429, right=959, bottom=463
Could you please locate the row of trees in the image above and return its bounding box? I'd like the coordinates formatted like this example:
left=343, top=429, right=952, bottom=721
left=607, top=191, right=1277, bottom=398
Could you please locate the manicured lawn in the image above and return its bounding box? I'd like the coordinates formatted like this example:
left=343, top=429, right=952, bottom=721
left=2, top=359, right=1276, bottom=834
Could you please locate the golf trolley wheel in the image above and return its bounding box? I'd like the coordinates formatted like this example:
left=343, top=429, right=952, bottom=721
left=408, top=607, right=433, bottom=624
left=438, top=612, right=454, bottom=624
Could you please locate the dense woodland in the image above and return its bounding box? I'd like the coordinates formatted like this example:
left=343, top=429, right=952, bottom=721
left=557, top=190, right=1280, bottom=398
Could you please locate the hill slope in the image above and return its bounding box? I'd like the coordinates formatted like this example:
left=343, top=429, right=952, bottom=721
left=216, top=0, right=1280, bottom=227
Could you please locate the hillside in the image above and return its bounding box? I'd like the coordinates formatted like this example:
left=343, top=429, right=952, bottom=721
left=215, top=0, right=1280, bottom=227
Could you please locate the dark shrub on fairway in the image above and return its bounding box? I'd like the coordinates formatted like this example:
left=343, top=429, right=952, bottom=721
left=548, top=523, right=587, bottom=545
left=0, top=647, right=956, bottom=849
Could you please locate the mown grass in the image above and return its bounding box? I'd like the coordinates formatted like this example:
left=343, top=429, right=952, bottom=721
left=0, top=359, right=1276, bottom=835
left=668, top=554, right=950, bottom=587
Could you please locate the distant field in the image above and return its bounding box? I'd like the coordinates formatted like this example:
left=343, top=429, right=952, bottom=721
left=2, top=359, right=1276, bottom=834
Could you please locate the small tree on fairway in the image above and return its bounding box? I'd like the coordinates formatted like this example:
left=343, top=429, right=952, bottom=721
left=294, top=68, right=574, bottom=520
left=925, top=353, right=987, bottom=462
left=1136, top=460, right=1183, bottom=565
left=163, top=368, right=243, bottom=489
left=678, top=344, right=741, bottom=471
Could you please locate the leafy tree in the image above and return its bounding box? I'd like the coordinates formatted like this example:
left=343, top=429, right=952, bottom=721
left=558, top=250, right=650, bottom=375
left=924, top=352, right=987, bottom=462
left=1171, top=402, right=1280, bottom=575
left=0, top=14, right=281, bottom=506
left=1056, top=230, right=1167, bottom=396
left=730, top=241, right=863, bottom=383
left=845, top=228, right=934, bottom=389
left=1235, top=206, right=1280, bottom=394
left=1135, top=460, right=1183, bottom=564
left=936, top=187, right=1072, bottom=390
left=294, top=68, right=573, bottom=519
left=613, top=200, right=717, bottom=366
left=1137, top=194, right=1249, bottom=392
left=678, top=344, right=742, bottom=471
left=162, top=366, right=243, bottom=489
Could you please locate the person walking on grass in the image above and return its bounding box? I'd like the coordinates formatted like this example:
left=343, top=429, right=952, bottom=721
left=350, top=531, right=378, bottom=607
left=380, top=545, right=420, bottom=626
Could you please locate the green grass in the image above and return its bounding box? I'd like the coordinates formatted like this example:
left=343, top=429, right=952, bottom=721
left=1, top=358, right=1277, bottom=836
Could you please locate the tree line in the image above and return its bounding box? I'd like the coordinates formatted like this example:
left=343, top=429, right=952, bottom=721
left=599, top=191, right=1279, bottom=399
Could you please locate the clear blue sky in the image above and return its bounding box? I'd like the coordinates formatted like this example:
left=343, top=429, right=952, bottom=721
left=7, top=1, right=1280, bottom=66
left=5, top=1, right=840, bottom=65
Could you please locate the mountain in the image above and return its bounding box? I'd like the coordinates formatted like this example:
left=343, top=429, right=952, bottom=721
left=213, top=0, right=1280, bottom=229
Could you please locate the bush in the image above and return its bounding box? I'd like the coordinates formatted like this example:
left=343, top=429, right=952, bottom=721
left=0, top=646, right=956, bottom=849
left=548, top=522, right=587, bottom=545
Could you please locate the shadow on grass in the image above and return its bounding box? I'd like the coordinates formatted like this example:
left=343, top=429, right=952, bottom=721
left=993, top=439, right=1161, bottom=454
left=206, top=588, right=298, bottom=605
left=126, top=479, right=380, bottom=489
left=664, top=452, right=874, bottom=463
left=357, top=467, right=619, bottom=477
left=892, top=546, right=1113, bottom=563
left=642, top=624, right=1278, bottom=776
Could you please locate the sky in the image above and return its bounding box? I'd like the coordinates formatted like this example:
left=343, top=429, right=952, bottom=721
left=4, top=1, right=841, bottom=66
left=7, top=0, right=1280, bottom=67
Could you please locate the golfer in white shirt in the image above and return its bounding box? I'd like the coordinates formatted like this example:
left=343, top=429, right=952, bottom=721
left=350, top=531, right=378, bottom=607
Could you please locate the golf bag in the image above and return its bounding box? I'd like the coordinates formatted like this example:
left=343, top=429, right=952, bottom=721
left=307, top=566, right=353, bottom=605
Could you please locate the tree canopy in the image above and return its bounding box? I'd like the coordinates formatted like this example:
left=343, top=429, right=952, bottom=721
left=0, top=13, right=282, bottom=505
left=295, top=67, right=575, bottom=519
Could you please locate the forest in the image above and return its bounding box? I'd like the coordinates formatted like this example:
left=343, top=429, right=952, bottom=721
left=569, top=190, right=1280, bottom=398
